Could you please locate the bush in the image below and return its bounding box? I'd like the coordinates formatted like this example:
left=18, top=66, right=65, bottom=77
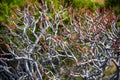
left=0, top=1, right=119, bottom=80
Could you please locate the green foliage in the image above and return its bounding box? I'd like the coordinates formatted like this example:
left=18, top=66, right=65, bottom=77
left=72, top=0, right=92, bottom=8
left=0, top=0, right=26, bottom=23
left=0, top=0, right=38, bottom=23
left=94, top=2, right=104, bottom=9
left=105, top=0, right=120, bottom=15
left=61, top=0, right=104, bottom=11
left=0, top=0, right=105, bottom=23
left=117, top=21, right=120, bottom=27
left=105, top=0, right=119, bottom=7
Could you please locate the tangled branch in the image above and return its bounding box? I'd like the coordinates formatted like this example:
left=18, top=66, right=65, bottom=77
left=0, top=1, right=119, bottom=80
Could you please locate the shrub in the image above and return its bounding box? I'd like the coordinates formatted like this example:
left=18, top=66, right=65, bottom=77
left=0, top=1, right=119, bottom=80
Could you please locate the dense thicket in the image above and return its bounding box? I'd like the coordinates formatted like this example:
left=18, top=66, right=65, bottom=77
left=0, top=0, right=119, bottom=80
